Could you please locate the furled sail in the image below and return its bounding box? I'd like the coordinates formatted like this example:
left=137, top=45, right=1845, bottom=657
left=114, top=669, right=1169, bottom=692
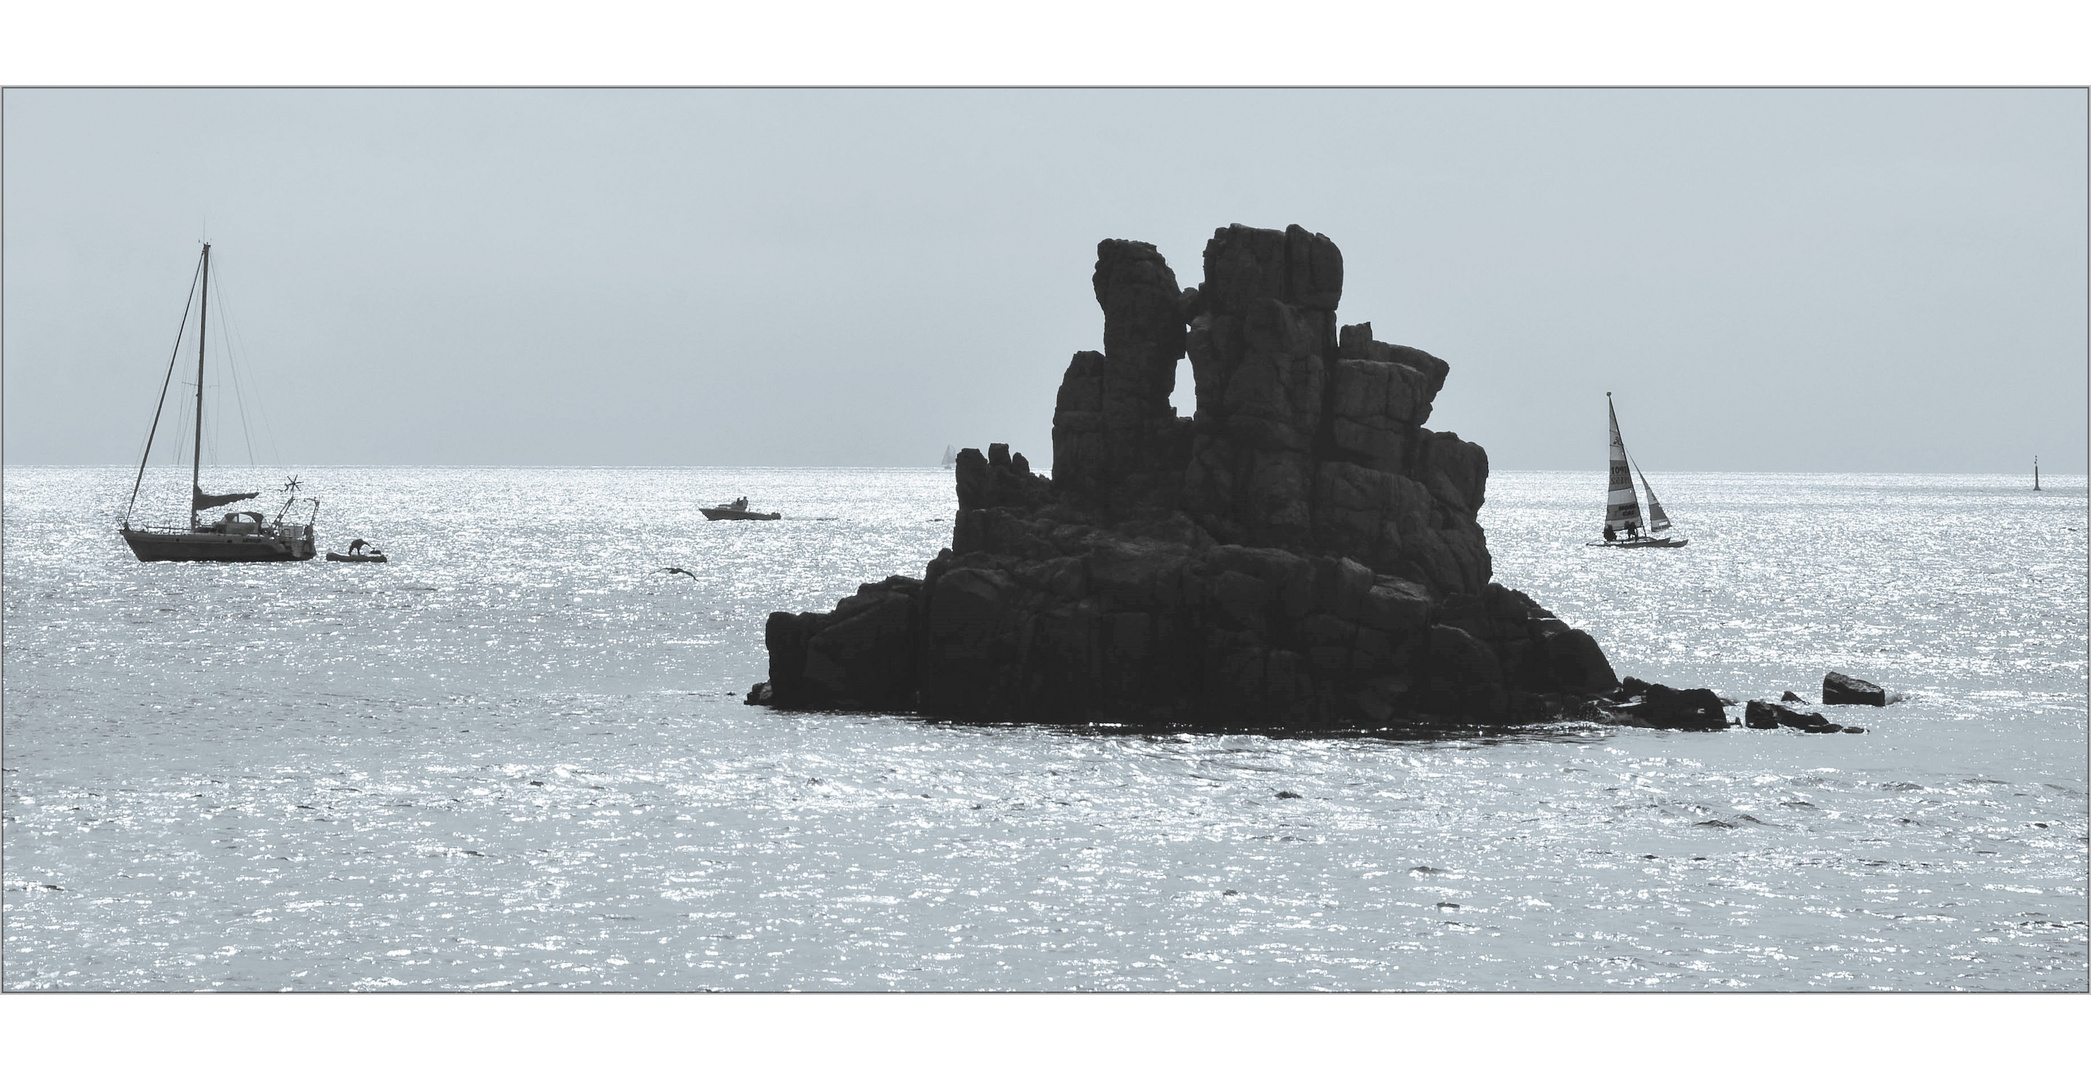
left=1633, top=460, right=1672, bottom=533
left=1605, top=396, right=1643, bottom=534
left=193, top=485, right=259, bottom=513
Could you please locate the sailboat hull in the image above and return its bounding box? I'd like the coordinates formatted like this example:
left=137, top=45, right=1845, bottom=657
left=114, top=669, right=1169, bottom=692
left=122, top=527, right=316, bottom=562
left=1587, top=536, right=1688, bottom=549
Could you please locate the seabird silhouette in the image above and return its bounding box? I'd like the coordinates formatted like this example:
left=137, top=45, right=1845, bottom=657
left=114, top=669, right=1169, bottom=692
left=657, top=567, right=697, bottom=579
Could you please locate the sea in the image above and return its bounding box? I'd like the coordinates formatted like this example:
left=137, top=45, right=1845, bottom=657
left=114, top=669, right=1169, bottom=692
left=3, top=467, right=2085, bottom=991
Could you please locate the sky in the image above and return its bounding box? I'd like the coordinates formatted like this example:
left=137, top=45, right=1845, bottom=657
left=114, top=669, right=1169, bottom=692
left=3, top=88, right=2084, bottom=473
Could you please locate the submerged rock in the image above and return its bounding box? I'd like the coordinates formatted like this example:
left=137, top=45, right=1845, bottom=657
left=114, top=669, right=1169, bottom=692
left=751, top=224, right=1630, bottom=731
left=1823, top=671, right=1888, bottom=707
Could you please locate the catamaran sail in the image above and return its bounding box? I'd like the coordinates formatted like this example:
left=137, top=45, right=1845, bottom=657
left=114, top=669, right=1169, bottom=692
left=1605, top=394, right=1644, bottom=535
left=1632, top=458, right=1672, bottom=534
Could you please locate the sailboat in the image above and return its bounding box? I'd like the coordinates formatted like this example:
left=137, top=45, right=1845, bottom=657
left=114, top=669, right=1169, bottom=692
left=119, top=243, right=319, bottom=562
left=941, top=444, right=957, bottom=468
left=1591, top=392, right=1687, bottom=549
left=2034, top=456, right=2041, bottom=491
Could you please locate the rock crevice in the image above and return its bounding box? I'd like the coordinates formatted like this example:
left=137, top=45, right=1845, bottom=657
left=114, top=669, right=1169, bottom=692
left=752, top=224, right=1620, bottom=730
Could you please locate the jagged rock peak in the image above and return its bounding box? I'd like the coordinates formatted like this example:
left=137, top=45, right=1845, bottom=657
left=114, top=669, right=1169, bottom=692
left=751, top=225, right=1620, bottom=733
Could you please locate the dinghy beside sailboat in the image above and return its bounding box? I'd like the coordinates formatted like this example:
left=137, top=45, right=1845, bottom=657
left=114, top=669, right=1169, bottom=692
left=1591, top=392, right=1687, bottom=549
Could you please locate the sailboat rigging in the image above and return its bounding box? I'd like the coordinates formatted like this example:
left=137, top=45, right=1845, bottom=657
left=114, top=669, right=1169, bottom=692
left=1591, top=392, right=1687, bottom=549
left=119, top=243, right=318, bottom=562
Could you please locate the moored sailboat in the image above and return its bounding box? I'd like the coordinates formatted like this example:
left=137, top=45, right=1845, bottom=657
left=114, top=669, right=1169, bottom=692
left=119, top=243, right=318, bottom=562
left=1591, top=392, right=1687, bottom=548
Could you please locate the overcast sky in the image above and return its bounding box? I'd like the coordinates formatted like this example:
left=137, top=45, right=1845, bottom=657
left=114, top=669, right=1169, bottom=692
left=4, top=88, right=2084, bottom=473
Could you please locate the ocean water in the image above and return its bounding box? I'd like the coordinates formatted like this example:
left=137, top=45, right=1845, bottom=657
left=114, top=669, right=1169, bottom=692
left=3, top=466, right=2084, bottom=991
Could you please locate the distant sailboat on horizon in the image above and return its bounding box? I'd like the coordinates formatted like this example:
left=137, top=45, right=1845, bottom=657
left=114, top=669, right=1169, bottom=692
left=2034, top=456, right=2041, bottom=491
left=941, top=444, right=957, bottom=468
left=1591, top=392, right=1687, bottom=549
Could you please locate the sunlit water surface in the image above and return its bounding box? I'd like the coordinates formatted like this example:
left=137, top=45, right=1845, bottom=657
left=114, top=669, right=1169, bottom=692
left=5, top=467, right=2085, bottom=990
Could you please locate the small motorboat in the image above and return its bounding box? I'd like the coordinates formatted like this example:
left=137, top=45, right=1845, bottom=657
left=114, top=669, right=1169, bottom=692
left=702, top=496, right=780, bottom=521
left=326, top=539, right=388, bottom=562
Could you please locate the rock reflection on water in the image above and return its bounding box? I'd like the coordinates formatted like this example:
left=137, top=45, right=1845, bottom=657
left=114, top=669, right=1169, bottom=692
left=4, top=467, right=2085, bottom=989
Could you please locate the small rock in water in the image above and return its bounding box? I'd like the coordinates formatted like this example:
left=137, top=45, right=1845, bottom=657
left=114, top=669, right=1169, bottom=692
left=1780, top=690, right=1809, bottom=704
left=1275, top=790, right=1302, bottom=799
left=1823, top=671, right=1888, bottom=707
left=1630, top=684, right=1729, bottom=730
left=1745, top=699, right=1842, bottom=733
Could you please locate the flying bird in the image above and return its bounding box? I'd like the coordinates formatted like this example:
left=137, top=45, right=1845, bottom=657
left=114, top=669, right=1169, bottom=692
left=657, top=567, right=697, bottom=579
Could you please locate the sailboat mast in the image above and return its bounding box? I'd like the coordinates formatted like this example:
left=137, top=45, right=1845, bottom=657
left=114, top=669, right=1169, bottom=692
left=191, top=243, right=210, bottom=527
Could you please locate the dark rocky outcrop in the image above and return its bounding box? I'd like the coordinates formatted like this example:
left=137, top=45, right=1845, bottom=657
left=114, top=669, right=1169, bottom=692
left=1635, top=685, right=1731, bottom=731
left=1822, top=672, right=1888, bottom=707
left=751, top=225, right=1638, bottom=732
left=1745, top=699, right=1862, bottom=734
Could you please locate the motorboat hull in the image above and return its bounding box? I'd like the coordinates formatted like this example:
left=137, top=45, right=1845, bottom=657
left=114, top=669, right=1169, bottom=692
left=122, top=527, right=316, bottom=562
left=701, top=508, right=781, bottom=521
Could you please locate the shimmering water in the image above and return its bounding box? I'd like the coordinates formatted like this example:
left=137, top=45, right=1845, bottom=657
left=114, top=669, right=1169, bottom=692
left=4, top=467, right=2085, bottom=990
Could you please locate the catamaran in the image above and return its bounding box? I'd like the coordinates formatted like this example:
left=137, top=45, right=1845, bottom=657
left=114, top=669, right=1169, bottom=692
left=119, top=243, right=319, bottom=562
left=1592, top=392, right=1687, bottom=549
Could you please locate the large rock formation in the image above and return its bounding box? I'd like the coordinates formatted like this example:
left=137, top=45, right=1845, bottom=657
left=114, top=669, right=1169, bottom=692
left=750, top=224, right=1622, bottom=731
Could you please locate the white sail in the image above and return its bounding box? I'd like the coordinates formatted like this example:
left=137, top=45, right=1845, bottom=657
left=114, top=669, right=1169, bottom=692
left=1632, top=458, right=1672, bottom=533
left=1605, top=395, right=1643, bottom=534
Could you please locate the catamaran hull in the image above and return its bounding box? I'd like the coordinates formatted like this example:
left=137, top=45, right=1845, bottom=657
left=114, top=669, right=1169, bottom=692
left=122, top=528, right=316, bottom=562
left=1587, top=537, right=1688, bottom=548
